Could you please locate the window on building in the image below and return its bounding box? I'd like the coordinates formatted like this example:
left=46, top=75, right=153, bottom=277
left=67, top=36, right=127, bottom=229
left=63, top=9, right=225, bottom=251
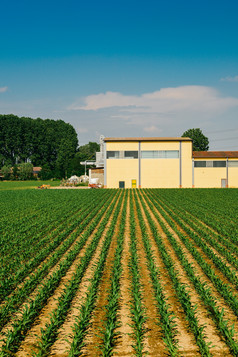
left=194, top=161, right=206, bottom=167
left=194, top=160, right=227, bottom=167
left=124, top=151, right=138, bottom=159
left=164, top=150, right=179, bottom=158
left=141, top=151, right=158, bottom=158
left=141, top=150, right=179, bottom=158
left=107, top=151, right=119, bottom=159
left=228, top=161, right=238, bottom=167
left=206, top=161, right=213, bottom=167
left=213, top=161, right=226, bottom=167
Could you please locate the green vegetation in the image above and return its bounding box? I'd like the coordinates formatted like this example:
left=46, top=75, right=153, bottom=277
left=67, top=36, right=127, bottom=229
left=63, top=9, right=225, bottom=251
left=0, top=114, right=78, bottom=178
left=0, top=180, right=60, bottom=190
left=0, top=115, right=101, bottom=179
left=0, top=188, right=238, bottom=356
left=182, top=128, right=209, bottom=151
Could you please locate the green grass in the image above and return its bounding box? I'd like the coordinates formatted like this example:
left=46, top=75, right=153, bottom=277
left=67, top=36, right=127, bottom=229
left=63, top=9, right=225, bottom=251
left=0, top=180, right=61, bottom=190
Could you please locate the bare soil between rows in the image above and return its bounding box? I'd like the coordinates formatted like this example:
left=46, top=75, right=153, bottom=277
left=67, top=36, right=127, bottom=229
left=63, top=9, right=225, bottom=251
left=1, top=190, right=238, bottom=356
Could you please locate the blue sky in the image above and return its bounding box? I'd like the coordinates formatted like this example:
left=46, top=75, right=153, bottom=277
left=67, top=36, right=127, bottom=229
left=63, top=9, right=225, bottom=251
left=1, top=0, right=238, bottom=149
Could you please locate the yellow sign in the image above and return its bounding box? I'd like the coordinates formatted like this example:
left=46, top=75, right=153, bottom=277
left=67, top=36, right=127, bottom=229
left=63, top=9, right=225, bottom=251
left=132, top=179, right=137, bottom=188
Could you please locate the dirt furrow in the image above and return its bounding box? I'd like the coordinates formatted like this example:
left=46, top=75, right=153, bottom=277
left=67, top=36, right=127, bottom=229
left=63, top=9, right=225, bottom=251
left=113, top=198, right=134, bottom=357
left=154, top=195, right=238, bottom=290
left=150, top=193, right=238, bottom=311
left=136, top=191, right=201, bottom=356
left=48, top=193, right=121, bottom=357
left=15, top=195, right=118, bottom=357
left=0, top=208, right=88, bottom=312
left=81, top=195, right=125, bottom=356
left=132, top=192, right=167, bottom=356
left=139, top=190, right=233, bottom=356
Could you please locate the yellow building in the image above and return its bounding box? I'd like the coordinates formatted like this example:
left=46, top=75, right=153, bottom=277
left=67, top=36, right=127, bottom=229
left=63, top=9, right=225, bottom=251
left=103, top=137, right=238, bottom=188
left=104, top=137, right=192, bottom=188
left=193, top=151, right=238, bottom=188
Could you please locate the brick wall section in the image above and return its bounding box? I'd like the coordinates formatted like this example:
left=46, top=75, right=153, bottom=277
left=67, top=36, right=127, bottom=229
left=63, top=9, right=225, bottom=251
left=91, top=168, right=104, bottom=185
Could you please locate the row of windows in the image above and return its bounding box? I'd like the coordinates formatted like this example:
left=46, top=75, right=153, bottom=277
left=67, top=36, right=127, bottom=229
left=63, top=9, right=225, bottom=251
left=107, top=151, right=138, bottom=159
left=194, top=161, right=238, bottom=168
left=107, top=150, right=179, bottom=159
left=194, top=161, right=226, bottom=168
left=141, top=150, right=179, bottom=158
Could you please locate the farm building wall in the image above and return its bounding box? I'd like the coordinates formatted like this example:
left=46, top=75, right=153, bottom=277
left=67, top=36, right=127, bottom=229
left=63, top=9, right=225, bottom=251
left=193, top=158, right=226, bottom=188
left=181, top=141, right=193, bottom=188
left=89, top=168, right=104, bottom=186
left=103, top=137, right=238, bottom=188
left=106, top=141, right=139, bottom=188
left=140, top=141, right=180, bottom=188
left=104, top=138, right=193, bottom=189
left=193, top=157, right=238, bottom=188
left=228, top=160, right=238, bottom=187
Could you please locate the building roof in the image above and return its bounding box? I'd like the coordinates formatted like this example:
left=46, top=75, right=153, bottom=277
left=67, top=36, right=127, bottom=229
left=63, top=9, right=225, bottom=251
left=193, top=151, right=238, bottom=158
left=104, top=137, right=192, bottom=142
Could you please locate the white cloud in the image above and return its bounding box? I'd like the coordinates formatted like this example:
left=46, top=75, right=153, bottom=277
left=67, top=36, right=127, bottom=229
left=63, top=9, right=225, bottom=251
left=221, top=75, right=238, bottom=82
left=68, top=86, right=238, bottom=116
left=0, top=86, right=8, bottom=93
left=144, top=125, right=161, bottom=133
left=78, top=127, right=88, bottom=133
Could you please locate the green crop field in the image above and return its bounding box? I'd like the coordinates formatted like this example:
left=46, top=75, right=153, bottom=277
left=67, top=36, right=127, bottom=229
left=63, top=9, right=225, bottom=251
left=0, top=188, right=238, bottom=356
left=0, top=180, right=61, bottom=190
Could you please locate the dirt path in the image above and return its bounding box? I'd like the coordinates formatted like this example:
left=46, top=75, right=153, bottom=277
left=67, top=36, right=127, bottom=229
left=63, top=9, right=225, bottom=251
left=132, top=192, right=167, bottom=356
left=113, top=197, right=134, bottom=357
left=81, top=194, right=125, bottom=356
left=139, top=190, right=233, bottom=356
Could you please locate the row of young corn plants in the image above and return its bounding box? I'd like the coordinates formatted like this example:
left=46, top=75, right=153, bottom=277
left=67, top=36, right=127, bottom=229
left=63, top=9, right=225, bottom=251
left=1, top=200, right=84, bottom=265
left=140, top=190, right=238, bottom=355
left=0, top=191, right=117, bottom=332
left=68, top=191, right=125, bottom=357
left=32, top=191, right=123, bottom=357
left=156, top=189, right=238, bottom=243
left=165, top=188, right=238, bottom=222
left=127, top=190, right=147, bottom=357
left=0, top=193, right=111, bottom=301
left=0, top=193, right=120, bottom=356
left=0, top=189, right=114, bottom=304
left=154, top=192, right=238, bottom=276
left=136, top=190, right=212, bottom=356
left=99, top=190, right=128, bottom=357
left=0, top=191, right=88, bottom=280
left=0, top=192, right=76, bottom=263
left=0, top=195, right=91, bottom=301
left=144, top=190, right=238, bottom=318
left=133, top=190, right=178, bottom=356
left=157, top=191, right=238, bottom=257
left=0, top=190, right=109, bottom=274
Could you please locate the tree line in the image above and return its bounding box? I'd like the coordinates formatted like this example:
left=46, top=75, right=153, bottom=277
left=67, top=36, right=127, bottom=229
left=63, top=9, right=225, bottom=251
left=0, top=114, right=209, bottom=181
left=0, top=115, right=99, bottom=180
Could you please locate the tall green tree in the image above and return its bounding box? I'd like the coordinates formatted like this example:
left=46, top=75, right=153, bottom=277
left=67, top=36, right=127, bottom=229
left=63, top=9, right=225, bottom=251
left=1, top=165, right=11, bottom=180
left=0, top=114, right=78, bottom=177
left=182, top=128, right=209, bottom=151
left=18, top=163, right=33, bottom=180
left=70, top=142, right=100, bottom=176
